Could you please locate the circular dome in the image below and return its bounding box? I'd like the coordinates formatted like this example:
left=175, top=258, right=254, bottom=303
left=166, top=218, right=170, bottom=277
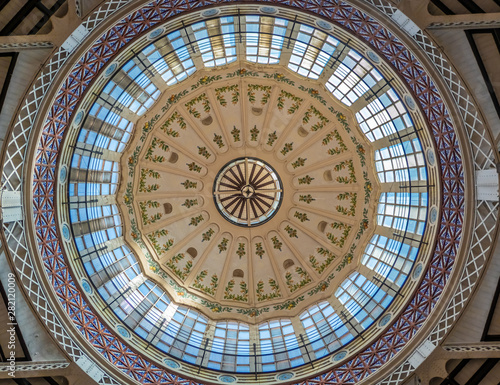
left=6, top=1, right=495, bottom=385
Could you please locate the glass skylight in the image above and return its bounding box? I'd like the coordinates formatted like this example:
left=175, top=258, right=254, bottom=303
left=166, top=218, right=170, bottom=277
left=375, top=139, right=427, bottom=183
left=377, top=192, right=428, bottom=235
left=245, top=15, right=288, bottom=64
left=192, top=17, right=237, bottom=67
left=142, top=30, right=196, bottom=86
left=326, top=49, right=383, bottom=106
left=356, top=89, right=413, bottom=142
left=336, top=272, right=393, bottom=330
left=288, top=24, right=339, bottom=78
left=362, top=234, right=418, bottom=288
left=300, top=302, right=353, bottom=359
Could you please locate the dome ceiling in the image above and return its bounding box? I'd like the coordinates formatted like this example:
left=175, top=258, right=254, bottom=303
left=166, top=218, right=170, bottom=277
left=121, top=66, right=379, bottom=319
left=58, top=9, right=439, bottom=379
left=8, top=1, right=494, bottom=384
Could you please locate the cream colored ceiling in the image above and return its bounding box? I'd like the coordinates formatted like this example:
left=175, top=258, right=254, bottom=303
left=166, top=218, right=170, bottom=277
left=120, top=63, right=379, bottom=320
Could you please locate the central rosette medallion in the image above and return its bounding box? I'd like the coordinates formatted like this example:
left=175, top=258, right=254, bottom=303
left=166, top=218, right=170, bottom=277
left=213, top=158, right=283, bottom=227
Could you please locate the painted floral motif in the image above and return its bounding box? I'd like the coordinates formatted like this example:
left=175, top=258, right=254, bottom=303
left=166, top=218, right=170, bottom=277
left=218, top=237, right=229, bottom=253
left=280, top=142, right=293, bottom=156
left=198, top=146, right=211, bottom=159
left=147, top=229, right=174, bottom=255
left=273, top=296, right=305, bottom=311
left=303, top=106, right=329, bottom=131
left=215, top=84, right=239, bottom=106
left=267, top=131, right=278, bottom=146
left=356, top=143, right=366, bottom=166
left=309, top=248, right=336, bottom=274
left=192, top=74, right=222, bottom=90
left=224, top=280, right=248, bottom=302
left=145, top=137, right=169, bottom=163
left=236, top=307, right=270, bottom=317
left=181, top=180, right=197, bottom=189
left=161, top=90, right=189, bottom=112
left=128, top=146, right=141, bottom=177
left=202, top=228, right=215, bottom=242
left=324, top=130, right=348, bottom=155
left=298, top=175, right=314, bottom=185
left=291, top=157, right=307, bottom=169
left=236, top=243, right=246, bottom=259
left=327, top=222, right=352, bottom=248
left=231, top=126, right=240, bottom=142
left=334, top=160, right=356, bottom=184
left=284, top=225, right=298, bottom=238
left=166, top=253, right=192, bottom=281
left=328, top=107, right=351, bottom=133
left=298, top=85, right=327, bottom=105
left=247, top=84, right=272, bottom=104
left=294, top=211, right=309, bottom=223
left=299, top=194, right=315, bottom=204
left=277, top=90, right=303, bottom=114
left=213, top=134, right=225, bottom=148
left=285, top=267, right=312, bottom=293
left=186, top=162, right=202, bottom=173
left=255, top=242, right=265, bottom=258
left=139, top=169, right=160, bottom=193
left=364, top=178, right=373, bottom=204
left=307, top=272, right=336, bottom=295
left=227, top=68, right=259, bottom=78
left=139, top=200, right=162, bottom=225
left=336, top=192, right=357, bottom=217
left=192, top=270, right=219, bottom=296
left=189, top=215, right=204, bottom=226
left=182, top=199, right=198, bottom=208
left=263, top=72, right=295, bottom=85
left=160, top=111, right=186, bottom=137
left=250, top=125, right=259, bottom=141
left=256, top=279, right=281, bottom=302
left=271, top=236, right=282, bottom=251
left=185, top=93, right=210, bottom=118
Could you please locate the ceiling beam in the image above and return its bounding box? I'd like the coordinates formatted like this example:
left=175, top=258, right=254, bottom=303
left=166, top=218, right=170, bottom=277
left=465, top=30, right=500, bottom=121
left=464, top=358, right=499, bottom=385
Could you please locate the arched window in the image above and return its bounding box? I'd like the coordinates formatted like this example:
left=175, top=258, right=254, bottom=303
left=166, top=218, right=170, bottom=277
left=69, top=155, right=119, bottom=196
left=300, top=302, right=353, bottom=359
left=70, top=204, right=122, bottom=251
left=208, top=321, right=250, bottom=372
left=80, top=102, right=133, bottom=152
left=192, top=17, right=237, bottom=67
left=325, top=49, right=382, bottom=106
left=377, top=192, right=428, bottom=235
left=335, top=272, right=393, bottom=330
left=362, top=234, right=418, bottom=288
left=258, top=319, right=303, bottom=371
left=288, top=24, right=339, bottom=79
left=374, top=138, right=426, bottom=183
left=141, top=30, right=196, bottom=86
left=245, top=16, right=288, bottom=64
left=87, top=244, right=141, bottom=299
left=101, top=58, right=160, bottom=116
left=159, top=305, right=208, bottom=364
left=356, top=89, right=413, bottom=142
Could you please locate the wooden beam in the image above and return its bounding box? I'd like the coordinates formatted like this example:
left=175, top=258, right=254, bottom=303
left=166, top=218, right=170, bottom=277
left=465, top=30, right=500, bottom=122
left=430, top=0, right=454, bottom=15
left=0, top=52, right=17, bottom=115
left=457, top=0, right=484, bottom=14
left=464, top=358, right=499, bottom=385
